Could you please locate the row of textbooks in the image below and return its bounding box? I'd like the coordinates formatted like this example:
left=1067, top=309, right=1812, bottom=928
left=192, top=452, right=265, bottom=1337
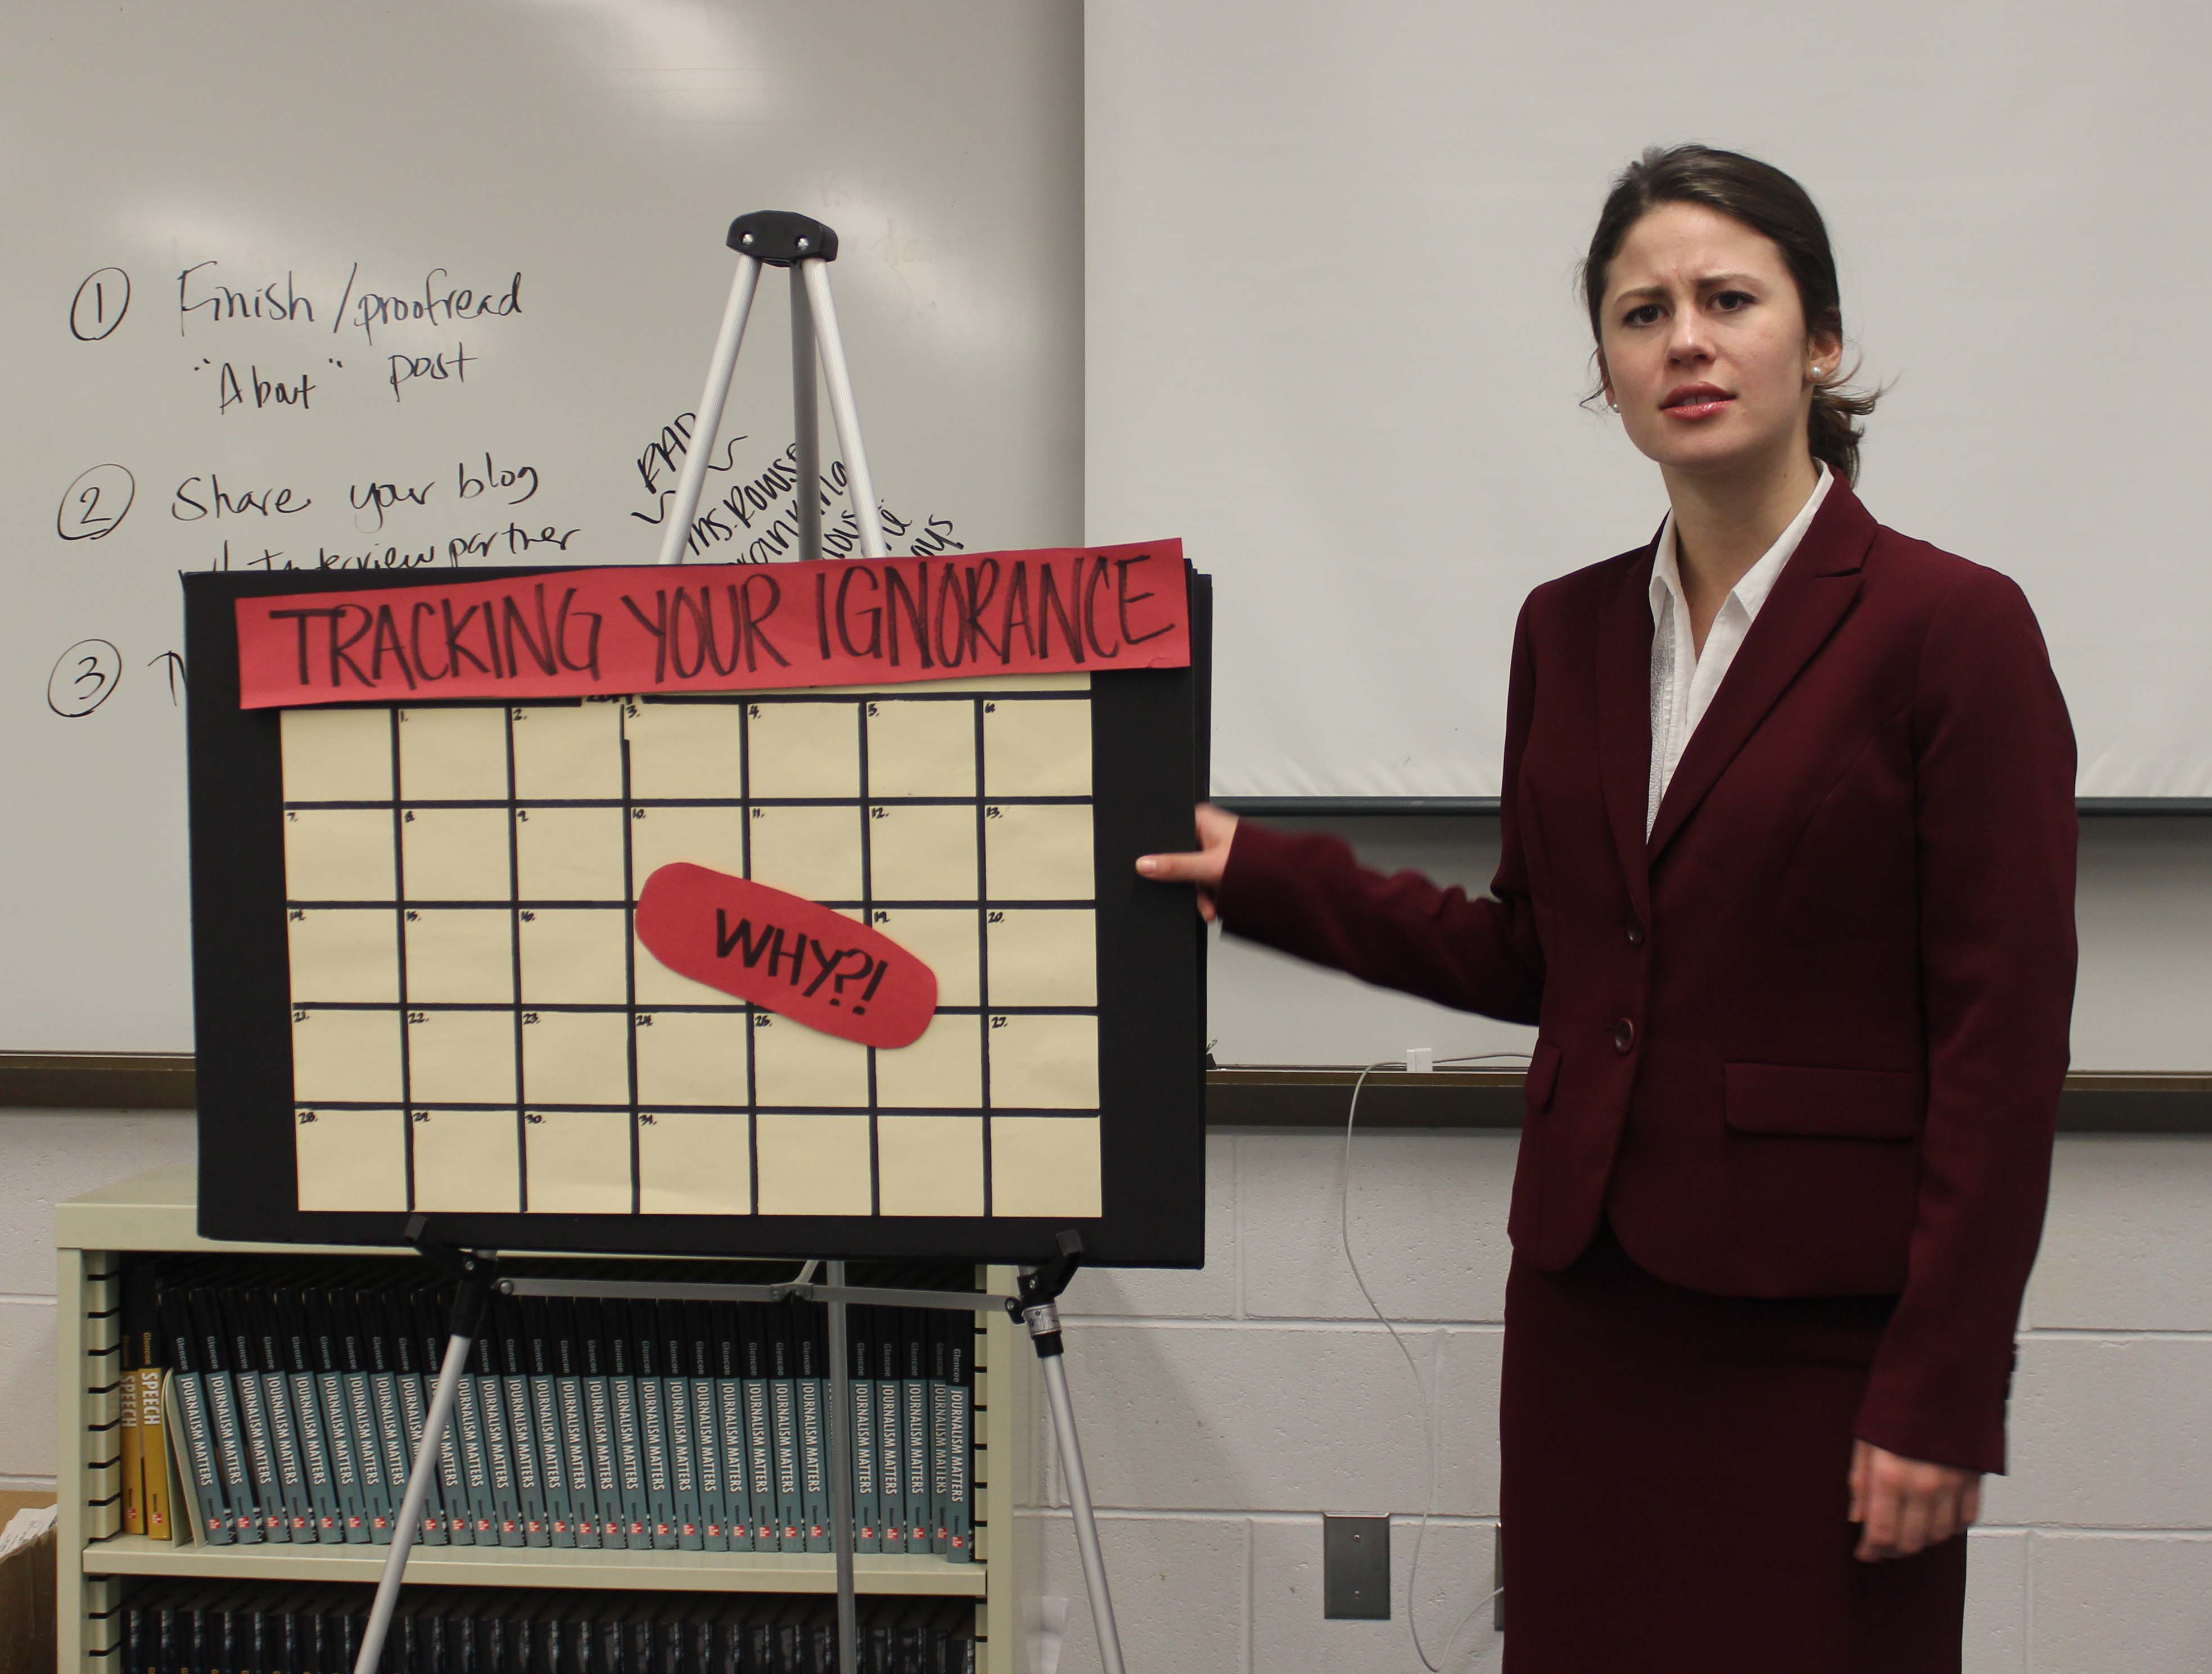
left=121, top=1259, right=979, bottom=1559
left=119, top=1581, right=978, bottom=1674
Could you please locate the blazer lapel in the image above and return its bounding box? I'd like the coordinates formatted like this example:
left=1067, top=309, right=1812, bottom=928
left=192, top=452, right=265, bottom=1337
left=1595, top=526, right=1662, bottom=927
left=1643, top=479, right=1878, bottom=865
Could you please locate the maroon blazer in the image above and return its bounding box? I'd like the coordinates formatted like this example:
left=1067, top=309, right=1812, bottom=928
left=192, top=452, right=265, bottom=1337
left=1217, top=478, right=2078, bottom=1474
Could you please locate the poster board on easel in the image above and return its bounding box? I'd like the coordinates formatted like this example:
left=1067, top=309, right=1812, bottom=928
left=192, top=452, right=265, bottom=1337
left=184, top=548, right=1209, bottom=1266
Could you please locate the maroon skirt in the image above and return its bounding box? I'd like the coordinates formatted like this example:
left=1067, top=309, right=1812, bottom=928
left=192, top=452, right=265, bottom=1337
left=1498, top=1211, right=1969, bottom=1672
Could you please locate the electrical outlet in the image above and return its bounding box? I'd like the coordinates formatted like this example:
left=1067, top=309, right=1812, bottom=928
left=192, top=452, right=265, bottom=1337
left=1322, top=1515, right=1391, bottom=1619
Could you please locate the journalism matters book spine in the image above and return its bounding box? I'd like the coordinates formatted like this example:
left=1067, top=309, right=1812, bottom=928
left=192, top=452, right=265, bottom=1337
left=384, top=1287, right=448, bottom=1546
left=494, top=1297, right=549, bottom=1547
left=408, top=1287, right=474, bottom=1544
left=155, top=1282, right=232, bottom=1545
left=214, top=1288, right=285, bottom=1541
left=246, top=1288, right=313, bottom=1540
left=947, top=1310, right=975, bottom=1562
left=739, top=1302, right=778, bottom=1550
left=523, top=1296, right=579, bottom=1548
left=712, top=1301, right=756, bottom=1554
left=874, top=1307, right=906, bottom=1554
left=307, top=1289, right=371, bottom=1544
left=848, top=1305, right=881, bottom=1554
left=794, top=1301, right=830, bottom=1554
left=684, top=1301, right=728, bottom=1552
left=901, top=1308, right=931, bottom=1550
left=187, top=1284, right=263, bottom=1543
left=657, top=1300, right=702, bottom=1550
left=548, top=1297, right=602, bottom=1550
left=274, top=1287, right=341, bottom=1542
left=767, top=1302, right=802, bottom=1550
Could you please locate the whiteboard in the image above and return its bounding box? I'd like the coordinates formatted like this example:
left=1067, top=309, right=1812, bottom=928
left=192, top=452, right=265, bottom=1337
left=3, top=0, right=1080, bottom=1052
left=1086, top=0, right=2212, bottom=802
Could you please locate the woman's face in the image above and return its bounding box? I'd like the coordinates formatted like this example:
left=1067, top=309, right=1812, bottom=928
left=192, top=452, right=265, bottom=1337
left=1597, top=202, right=1838, bottom=480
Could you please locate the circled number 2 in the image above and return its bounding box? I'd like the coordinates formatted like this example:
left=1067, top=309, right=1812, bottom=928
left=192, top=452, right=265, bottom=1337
left=47, top=640, right=121, bottom=717
left=57, top=464, right=136, bottom=541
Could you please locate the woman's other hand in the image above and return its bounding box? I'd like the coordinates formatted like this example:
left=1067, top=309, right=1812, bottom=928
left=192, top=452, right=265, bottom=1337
left=1848, top=1438, right=1982, bottom=1560
left=1135, top=803, right=1240, bottom=922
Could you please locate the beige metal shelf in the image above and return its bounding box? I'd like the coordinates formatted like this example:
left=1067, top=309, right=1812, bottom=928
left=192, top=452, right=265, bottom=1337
left=56, top=1166, right=1026, bottom=1673
left=79, top=1532, right=986, bottom=1594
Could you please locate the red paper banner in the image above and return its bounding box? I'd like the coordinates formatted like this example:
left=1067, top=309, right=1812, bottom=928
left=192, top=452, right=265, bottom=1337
left=636, top=864, right=937, bottom=1049
left=234, top=541, right=1188, bottom=708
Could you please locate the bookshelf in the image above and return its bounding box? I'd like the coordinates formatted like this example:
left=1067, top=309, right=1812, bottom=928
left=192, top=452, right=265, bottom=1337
left=55, top=1166, right=1028, bottom=1672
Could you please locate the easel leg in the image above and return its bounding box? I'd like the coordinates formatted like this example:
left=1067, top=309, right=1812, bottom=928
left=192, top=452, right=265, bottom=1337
left=791, top=266, right=824, bottom=563
left=827, top=1260, right=859, bottom=1674
left=654, top=252, right=765, bottom=565
left=352, top=1233, right=496, bottom=1674
left=1015, top=1235, right=1127, bottom=1674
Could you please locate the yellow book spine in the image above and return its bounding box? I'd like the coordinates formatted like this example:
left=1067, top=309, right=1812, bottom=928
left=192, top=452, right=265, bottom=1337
left=138, top=1368, right=174, bottom=1542
left=119, top=1350, right=145, bottom=1537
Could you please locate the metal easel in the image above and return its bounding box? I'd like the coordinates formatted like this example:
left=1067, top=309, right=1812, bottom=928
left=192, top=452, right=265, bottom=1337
left=353, top=211, right=1130, bottom=1674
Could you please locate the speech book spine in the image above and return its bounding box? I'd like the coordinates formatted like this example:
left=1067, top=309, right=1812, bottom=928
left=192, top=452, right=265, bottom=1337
left=186, top=1284, right=263, bottom=1543
left=119, top=1283, right=145, bottom=1537
left=155, top=1282, right=232, bottom=1545
left=132, top=1282, right=174, bottom=1545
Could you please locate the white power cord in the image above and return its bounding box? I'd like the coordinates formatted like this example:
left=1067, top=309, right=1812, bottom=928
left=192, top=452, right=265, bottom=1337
left=1340, top=1050, right=1532, bottom=1670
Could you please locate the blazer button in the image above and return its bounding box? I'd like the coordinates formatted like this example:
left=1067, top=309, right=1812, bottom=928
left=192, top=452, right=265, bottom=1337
left=1610, top=1018, right=1636, bottom=1053
left=1626, top=923, right=1645, bottom=947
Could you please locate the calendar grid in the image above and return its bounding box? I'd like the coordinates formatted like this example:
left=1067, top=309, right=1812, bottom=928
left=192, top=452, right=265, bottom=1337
left=282, top=684, right=1104, bottom=1225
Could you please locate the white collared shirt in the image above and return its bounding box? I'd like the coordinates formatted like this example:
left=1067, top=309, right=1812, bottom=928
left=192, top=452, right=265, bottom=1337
left=1646, top=462, right=1834, bottom=838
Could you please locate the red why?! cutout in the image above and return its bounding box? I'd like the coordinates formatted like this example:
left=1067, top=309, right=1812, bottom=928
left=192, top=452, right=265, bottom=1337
left=635, top=863, right=938, bottom=1049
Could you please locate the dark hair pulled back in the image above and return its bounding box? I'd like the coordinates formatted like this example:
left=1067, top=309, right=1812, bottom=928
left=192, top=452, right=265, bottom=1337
left=1579, top=144, right=1880, bottom=486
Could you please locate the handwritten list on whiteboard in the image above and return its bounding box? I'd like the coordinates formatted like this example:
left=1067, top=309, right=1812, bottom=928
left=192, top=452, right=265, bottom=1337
left=3, top=0, right=1081, bottom=1052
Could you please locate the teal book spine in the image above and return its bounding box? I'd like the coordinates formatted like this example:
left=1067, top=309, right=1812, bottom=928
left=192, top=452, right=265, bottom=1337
left=575, top=1300, right=624, bottom=1547
left=848, top=1308, right=881, bottom=1554
left=548, top=1298, right=600, bottom=1549
left=156, top=1287, right=233, bottom=1546
left=947, top=1316, right=975, bottom=1562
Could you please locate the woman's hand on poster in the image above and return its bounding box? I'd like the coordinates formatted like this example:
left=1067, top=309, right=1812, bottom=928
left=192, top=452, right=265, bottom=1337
left=1135, top=803, right=1240, bottom=922
left=1849, top=1438, right=1981, bottom=1560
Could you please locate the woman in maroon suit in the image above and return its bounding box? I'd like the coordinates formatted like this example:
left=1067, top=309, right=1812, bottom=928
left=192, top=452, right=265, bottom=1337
left=1140, top=145, right=2078, bottom=1671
